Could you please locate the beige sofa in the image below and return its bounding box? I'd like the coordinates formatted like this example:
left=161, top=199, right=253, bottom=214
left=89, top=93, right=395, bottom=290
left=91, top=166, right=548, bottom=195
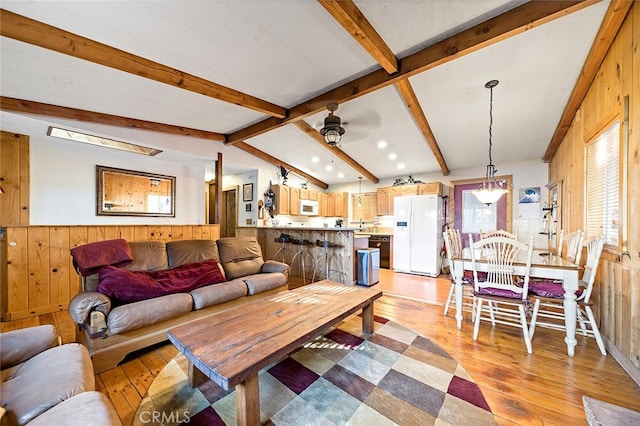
left=0, top=325, right=121, bottom=426
left=68, top=237, right=289, bottom=373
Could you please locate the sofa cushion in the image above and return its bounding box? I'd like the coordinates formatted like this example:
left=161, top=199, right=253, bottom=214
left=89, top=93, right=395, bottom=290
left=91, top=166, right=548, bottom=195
left=70, top=239, right=133, bottom=277
left=243, top=273, right=287, bottom=295
left=107, top=293, right=193, bottom=334
left=217, top=237, right=265, bottom=280
left=26, top=391, right=122, bottom=426
left=0, top=343, right=94, bottom=425
left=166, top=239, right=220, bottom=269
left=190, top=279, right=248, bottom=310
left=126, top=241, right=169, bottom=272
left=97, top=259, right=226, bottom=303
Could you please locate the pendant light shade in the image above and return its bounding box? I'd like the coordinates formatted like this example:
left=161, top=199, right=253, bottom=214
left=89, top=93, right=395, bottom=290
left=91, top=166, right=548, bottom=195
left=473, top=79, right=509, bottom=205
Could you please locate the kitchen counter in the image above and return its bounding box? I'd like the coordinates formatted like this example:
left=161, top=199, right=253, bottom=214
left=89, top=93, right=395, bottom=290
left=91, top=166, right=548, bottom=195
left=256, top=227, right=360, bottom=285
left=257, top=226, right=360, bottom=232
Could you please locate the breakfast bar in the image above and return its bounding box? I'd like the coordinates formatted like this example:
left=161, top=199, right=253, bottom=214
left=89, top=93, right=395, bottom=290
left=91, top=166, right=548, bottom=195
left=256, top=226, right=361, bottom=285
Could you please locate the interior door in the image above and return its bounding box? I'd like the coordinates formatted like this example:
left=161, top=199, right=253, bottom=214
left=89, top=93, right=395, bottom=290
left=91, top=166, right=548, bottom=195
left=221, top=188, right=237, bottom=237
left=452, top=180, right=509, bottom=248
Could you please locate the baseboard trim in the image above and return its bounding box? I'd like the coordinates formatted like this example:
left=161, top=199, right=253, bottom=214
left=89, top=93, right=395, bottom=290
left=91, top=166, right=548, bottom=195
left=606, top=336, right=640, bottom=387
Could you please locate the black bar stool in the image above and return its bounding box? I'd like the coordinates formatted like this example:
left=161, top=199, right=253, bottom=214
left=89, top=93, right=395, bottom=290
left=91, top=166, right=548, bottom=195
left=290, top=238, right=315, bottom=285
left=312, top=234, right=345, bottom=284
left=273, top=233, right=291, bottom=264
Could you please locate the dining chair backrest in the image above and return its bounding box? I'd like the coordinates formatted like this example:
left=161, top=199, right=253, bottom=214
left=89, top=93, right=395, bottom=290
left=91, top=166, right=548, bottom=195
left=555, top=229, right=565, bottom=257
left=480, top=229, right=518, bottom=240
left=468, top=235, right=534, bottom=301
left=580, top=235, right=605, bottom=303
left=564, top=230, right=585, bottom=265
left=443, top=229, right=462, bottom=280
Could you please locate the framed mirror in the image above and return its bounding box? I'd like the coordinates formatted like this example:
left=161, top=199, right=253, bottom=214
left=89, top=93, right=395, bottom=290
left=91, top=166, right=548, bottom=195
left=97, top=165, right=176, bottom=217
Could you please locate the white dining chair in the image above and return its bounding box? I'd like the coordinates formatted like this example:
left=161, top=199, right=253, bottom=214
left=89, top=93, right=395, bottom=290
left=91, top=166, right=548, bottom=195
left=480, top=229, right=518, bottom=240
left=562, top=229, right=585, bottom=264
left=529, top=235, right=606, bottom=355
left=443, top=229, right=475, bottom=321
left=469, top=234, right=535, bottom=354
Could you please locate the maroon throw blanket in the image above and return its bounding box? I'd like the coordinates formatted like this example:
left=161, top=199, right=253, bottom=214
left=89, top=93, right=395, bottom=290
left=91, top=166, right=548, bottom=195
left=97, top=259, right=226, bottom=303
left=70, top=239, right=133, bottom=277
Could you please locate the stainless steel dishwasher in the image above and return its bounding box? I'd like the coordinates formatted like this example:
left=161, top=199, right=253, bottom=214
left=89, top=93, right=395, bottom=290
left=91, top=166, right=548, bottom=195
left=368, top=235, right=390, bottom=269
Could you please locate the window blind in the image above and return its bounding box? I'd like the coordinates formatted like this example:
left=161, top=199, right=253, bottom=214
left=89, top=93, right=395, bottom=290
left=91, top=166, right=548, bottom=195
left=585, top=121, right=619, bottom=247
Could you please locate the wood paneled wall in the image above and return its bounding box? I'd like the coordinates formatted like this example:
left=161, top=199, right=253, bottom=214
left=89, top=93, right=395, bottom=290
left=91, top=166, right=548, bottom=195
left=549, top=4, right=639, bottom=372
left=0, top=131, right=30, bottom=226
left=0, top=224, right=220, bottom=321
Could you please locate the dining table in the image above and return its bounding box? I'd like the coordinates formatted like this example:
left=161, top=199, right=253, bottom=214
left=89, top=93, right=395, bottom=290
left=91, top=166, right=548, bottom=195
left=452, top=249, right=582, bottom=356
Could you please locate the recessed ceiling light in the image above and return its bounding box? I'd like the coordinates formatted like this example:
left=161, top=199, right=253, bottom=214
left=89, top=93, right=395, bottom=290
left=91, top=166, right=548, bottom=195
left=47, top=126, right=162, bottom=156
left=311, top=156, right=319, bottom=163
left=397, top=163, right=405, bottom=169
left=377, top=141, right=387, bottom=149
left=326, top=165, right=333, bottom=171
left=338, top=172, right=344, bottom=178
left=388, top=153, right=397, bottom=160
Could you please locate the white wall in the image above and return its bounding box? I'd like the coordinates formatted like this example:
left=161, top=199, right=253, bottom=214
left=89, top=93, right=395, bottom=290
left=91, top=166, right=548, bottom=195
left=2, top=112, right=208, bottom=225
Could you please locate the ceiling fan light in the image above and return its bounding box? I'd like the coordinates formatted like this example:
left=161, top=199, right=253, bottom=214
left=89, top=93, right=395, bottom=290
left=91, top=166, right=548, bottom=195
left=320, top=104, right=345, bottom=146
left=322, top=128, right=343, bottom=146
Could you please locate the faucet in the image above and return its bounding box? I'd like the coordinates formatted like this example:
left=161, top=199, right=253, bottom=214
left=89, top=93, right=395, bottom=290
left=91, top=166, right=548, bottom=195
left=359, top=218, right=364, bottom=230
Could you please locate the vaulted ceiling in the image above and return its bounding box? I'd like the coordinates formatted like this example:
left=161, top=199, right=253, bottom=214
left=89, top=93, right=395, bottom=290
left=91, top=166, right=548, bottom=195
left=0, top=1, right=629, bottom=189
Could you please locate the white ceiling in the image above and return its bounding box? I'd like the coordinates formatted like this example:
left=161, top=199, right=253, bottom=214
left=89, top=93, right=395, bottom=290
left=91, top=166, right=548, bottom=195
left=0, top=1, right=609, bottom=187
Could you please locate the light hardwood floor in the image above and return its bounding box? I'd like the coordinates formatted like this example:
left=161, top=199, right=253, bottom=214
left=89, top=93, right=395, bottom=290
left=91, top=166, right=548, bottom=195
left=3, top=269, right=639, bottom=425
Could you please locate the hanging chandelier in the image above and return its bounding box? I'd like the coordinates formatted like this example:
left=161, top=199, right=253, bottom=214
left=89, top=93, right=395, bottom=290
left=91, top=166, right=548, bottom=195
left=473, top=79, right=509, bottom=205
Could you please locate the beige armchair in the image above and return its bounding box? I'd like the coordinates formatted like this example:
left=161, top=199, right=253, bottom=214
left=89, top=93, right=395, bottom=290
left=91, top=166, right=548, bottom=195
left=1, top=325, right=121, bottom=426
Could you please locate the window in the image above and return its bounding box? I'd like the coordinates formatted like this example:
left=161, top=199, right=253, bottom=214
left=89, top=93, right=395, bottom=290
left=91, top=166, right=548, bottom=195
left=585, top=120, right=619, bottom=247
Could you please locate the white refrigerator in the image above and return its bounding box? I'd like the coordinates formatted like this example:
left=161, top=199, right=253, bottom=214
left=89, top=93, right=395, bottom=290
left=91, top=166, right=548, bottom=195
left=393, top=194, right=443, bottom=277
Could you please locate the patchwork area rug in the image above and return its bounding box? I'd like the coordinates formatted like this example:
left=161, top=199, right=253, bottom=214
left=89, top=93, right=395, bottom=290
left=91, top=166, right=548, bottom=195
left=133, top=316, right=494, bottom=425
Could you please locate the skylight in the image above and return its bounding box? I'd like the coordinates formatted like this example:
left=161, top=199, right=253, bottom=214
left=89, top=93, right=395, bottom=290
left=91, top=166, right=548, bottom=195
left=47, top=127, right=162, bottom=156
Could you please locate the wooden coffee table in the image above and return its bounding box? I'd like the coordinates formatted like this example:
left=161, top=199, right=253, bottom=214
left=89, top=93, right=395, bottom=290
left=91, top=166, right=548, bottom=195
left=167, top=280, right=382, bottom=426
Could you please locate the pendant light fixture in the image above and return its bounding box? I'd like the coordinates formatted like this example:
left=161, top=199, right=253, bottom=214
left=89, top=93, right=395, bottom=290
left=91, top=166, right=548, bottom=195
left=357, top=177, right=363, bottom=207
left=473, top=79, right=509, bottom=205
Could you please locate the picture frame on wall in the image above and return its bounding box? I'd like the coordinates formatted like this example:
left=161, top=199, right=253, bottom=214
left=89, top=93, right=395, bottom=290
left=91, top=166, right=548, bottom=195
left=243, top=183, right=253, bottom=202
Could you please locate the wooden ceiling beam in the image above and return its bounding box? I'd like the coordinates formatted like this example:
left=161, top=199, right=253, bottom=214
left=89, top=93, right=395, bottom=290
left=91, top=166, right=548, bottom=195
left=0, top=9, right=287, bottom=119
left=394, top=80, right=450, bottom=176
left=317, top=0, right=398, bottom=74
left=543, top=0, right=632, bottom=162
left=227, top=0, right=595, bottom=145
left=1, top=96, right=226, bottom=141
left=234, top=141, right=328, bottom=189
left=292, top=120, right=379, bottom=184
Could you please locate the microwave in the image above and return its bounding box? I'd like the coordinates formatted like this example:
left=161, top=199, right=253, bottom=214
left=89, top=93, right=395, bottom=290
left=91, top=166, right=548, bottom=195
left=299, top=199, right=319, bottom=216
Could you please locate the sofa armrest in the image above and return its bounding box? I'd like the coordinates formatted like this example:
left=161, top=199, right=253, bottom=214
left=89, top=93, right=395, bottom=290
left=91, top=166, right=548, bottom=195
left=0, top=325, right=60, bottom=369
left=68, top=292, right=112, bottom=325
left=262, top=260, right=290, bottom=276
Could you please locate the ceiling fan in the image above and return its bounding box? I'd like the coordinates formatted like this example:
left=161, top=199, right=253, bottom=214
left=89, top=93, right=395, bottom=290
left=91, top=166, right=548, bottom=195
left=316, top=102, right=381, bottom=146
left=319, top=103, right=345, bottom=146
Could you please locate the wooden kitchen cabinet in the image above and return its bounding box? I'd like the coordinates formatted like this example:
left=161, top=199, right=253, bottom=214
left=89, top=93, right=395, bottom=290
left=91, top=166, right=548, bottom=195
left=290, top=187, right=300, bottom=215
left=417, top=182, right=445, bottom=196
left=299, top=188, right=309, bottom=200
left=273, top=184, right=290, bottom=215
left=376, top=187, right=392, bottom=216
left=334, top=192, right=348, bottom=217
